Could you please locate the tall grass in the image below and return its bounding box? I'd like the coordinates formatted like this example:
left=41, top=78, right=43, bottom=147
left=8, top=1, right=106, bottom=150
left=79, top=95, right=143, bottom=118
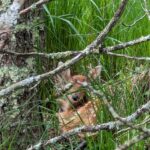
left=42, top=0, right=150, bottom=76
left=35, top=0, right=150, bottom=149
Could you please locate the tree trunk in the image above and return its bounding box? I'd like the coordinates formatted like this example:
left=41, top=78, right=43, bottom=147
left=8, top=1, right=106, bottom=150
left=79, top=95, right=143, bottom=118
left=0, top=0, right=44, bottom=149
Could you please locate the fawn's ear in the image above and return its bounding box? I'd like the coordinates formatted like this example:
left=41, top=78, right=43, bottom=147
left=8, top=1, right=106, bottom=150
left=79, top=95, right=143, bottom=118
left=54, top=62, right=71, bottom=92
left=88, top=65, right=102, bottom=79
left=58, top=61, right=71, bottom=81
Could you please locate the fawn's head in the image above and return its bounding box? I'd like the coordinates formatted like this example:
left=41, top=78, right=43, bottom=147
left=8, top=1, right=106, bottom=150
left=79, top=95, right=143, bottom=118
left=55, top=62, right=102, bottom=112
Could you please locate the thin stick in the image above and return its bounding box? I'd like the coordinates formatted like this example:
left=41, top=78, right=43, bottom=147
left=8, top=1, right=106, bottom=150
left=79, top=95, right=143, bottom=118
left=106, top=52, right=150, bottom=61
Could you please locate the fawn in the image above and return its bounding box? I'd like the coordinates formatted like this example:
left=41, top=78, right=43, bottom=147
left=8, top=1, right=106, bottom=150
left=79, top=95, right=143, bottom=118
left=55, top=62, right=102, bottom=136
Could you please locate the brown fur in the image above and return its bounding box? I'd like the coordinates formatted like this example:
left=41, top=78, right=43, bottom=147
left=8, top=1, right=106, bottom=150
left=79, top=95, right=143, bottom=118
left=56, top=62, right=102, bottom=136
left=57, top=99, right=100, bottom=134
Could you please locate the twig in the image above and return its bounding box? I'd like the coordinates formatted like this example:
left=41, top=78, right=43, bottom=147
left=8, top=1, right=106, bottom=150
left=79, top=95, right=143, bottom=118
left=122, top=14, right=146, bottom=27
left=115, top=117, right=150, bottom=135
left=143, top=0, right=150, bottom=20
left=102, top=34, right=150, bottom=52
left=116, top=133, right=150, bottom=150
left=0, top=0, right=128, bottom=98
left=106, top=52, right=150, bottom=61
left=29, top=81, right=41, bottom=91
left=26, top=100, right=150, bottom=150
left=0, top=50, right=80, bottom=59
left=74, top=140, right=87, bottom=150
left=19, top=0, right=53, bottom=15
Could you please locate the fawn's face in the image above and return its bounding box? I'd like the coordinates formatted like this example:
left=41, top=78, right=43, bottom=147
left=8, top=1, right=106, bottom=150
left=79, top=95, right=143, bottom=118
left=66, top=75, right=88, bottom=107
left=56, top=74, right=89, bottom=112
left=56, top=62, right=101, bottom=112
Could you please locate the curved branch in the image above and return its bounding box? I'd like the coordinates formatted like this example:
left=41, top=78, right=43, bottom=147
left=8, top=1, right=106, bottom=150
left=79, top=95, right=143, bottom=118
left=116, top=133, right=150, bottom=150
left=106, top=52, right=150, bottom=61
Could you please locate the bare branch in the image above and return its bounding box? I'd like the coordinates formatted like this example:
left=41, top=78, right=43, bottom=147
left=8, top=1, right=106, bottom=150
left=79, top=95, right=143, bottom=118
left=102, top=34, right=150, bottom=52
left=115, top=117, right=150, bottom=135
left=106, top=52, right=150, bottom=61
left=55, top=83, right=73, bottom=97
left=116, top=133, right=150, bottom=150
left=0, top=0, right=128, bottom=98
left=88, top=0, right=128, bottom=46
left=122, top=14, right=146, bottom=27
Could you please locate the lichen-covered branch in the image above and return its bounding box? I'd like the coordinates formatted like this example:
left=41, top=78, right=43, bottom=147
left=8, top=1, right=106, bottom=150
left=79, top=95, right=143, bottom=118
left=0, top=0, right=129, bottom=98
left=102, top=34, right=150, bottom=52
left=0, top=50, right=80, bottom=59
left=1, top=34, right=150, bottom=59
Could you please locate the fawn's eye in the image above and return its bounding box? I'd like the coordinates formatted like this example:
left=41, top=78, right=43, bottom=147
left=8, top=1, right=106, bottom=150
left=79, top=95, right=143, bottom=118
left=59, top=108, right=64, bottom=112
left=72, top=95, right=79, bottom=101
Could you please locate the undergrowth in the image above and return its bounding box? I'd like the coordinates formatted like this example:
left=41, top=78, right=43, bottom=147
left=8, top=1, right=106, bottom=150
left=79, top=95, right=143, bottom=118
left=1, top=0, right=150, bottom=149
left=34, top=0, right=150, bottom=149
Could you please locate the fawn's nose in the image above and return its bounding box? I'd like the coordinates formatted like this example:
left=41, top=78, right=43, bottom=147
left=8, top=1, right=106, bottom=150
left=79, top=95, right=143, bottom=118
left=72, top=95, right=79, bottom=101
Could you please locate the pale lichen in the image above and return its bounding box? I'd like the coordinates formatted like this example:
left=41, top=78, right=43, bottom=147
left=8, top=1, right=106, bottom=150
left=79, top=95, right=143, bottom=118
left=0, top=58, right=35, bottom=119
left=0, top=0, right=22, bottom=28
left=0, top=0, right=11, bottom=12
